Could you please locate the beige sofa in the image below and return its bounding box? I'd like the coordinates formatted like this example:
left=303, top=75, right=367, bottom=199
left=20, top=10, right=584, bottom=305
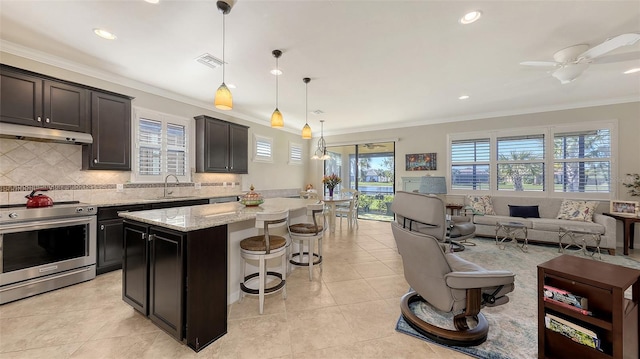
left=462, top=196, right=617, bottom=254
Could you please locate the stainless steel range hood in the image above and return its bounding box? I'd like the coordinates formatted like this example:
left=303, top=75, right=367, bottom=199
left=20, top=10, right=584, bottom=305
left=0, top=123, right=93, bottom=144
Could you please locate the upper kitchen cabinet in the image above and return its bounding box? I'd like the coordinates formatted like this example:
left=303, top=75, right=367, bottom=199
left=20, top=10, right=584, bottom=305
left=195, top=115, right=248, bottom=174
left=1, top=66, right=88, bottom=132
left=83, top=91, right=132, bottom=170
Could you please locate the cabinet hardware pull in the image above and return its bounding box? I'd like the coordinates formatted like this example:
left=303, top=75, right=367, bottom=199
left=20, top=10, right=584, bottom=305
left=148, top=234, right=155, bottom=242
left=100, top=224, right=105, bottom=230
left=45, top=118, right=50, bottom=123
left=37, top=116, right=42, bottom=122
left=93, top=159, right=98, bottom=164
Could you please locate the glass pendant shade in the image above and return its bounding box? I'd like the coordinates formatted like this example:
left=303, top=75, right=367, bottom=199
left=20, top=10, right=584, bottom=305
left=301, top=123, right=312, bottom=139
left=215, top=83, right=233, bottom=110
left=271, top=108, right=284, bottom=128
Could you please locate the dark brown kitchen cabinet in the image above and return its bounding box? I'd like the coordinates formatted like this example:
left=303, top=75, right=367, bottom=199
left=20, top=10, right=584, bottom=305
left=122, top=220, right=149, bottom=315
left=83, top=91, right=132, bottom=170
left=195, top=115, right=248, bottom=174
left=1, top=66, right=88, bottom=132
left=122, top=220, right=228, bottom=352
left=97, top=204, right=146, bottom=275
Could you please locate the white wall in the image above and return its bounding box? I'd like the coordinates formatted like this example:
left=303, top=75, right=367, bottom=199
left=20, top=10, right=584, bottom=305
left=310, top=102, right=640, bottom=201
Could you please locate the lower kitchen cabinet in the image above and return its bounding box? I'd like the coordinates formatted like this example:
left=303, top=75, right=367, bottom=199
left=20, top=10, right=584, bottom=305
left=97, top=204, right=146, bottom=275
left=122, top=220, right=228, bottom=352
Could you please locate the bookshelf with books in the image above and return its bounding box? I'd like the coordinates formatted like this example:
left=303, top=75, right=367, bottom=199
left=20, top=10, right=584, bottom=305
left=538, top=255, right=640, bottom=359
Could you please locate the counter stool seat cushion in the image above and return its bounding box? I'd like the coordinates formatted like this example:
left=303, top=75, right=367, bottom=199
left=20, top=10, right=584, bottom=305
left=290, top=223, right=323, bottom=235
left=240, top=235, right=287, bottom=252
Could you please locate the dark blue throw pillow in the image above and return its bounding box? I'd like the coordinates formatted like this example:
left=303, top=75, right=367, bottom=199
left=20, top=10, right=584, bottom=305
left=508, top=205, right=540, bottom=218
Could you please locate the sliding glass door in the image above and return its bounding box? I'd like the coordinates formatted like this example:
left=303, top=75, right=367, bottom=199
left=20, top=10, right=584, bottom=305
left=324, top=141, right=395, bottom=221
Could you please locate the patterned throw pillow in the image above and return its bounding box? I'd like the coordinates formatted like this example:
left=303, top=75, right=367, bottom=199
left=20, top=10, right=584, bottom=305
left=556, top=200, right=599, bottom=222
left=466, top=195, right=496, bottom=215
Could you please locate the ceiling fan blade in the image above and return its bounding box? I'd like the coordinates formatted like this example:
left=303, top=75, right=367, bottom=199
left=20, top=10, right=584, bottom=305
left=591, top=51, right=640, bottom=64
left=579, top=33, right=640, bottom=61
left=520, top=61, right=559, bottom=67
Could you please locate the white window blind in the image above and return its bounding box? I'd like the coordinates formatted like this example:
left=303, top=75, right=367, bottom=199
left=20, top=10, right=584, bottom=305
left=450, top=138, right=490, bottom=190
left=253, top=135, right=273, bottom=162
left=289, top=142, right=303, bottom=165
left=496, top=134, right=545, bottom=192
left=553, top=129, right=611, bottom=193
left=132, top=108, right=191, bottom=182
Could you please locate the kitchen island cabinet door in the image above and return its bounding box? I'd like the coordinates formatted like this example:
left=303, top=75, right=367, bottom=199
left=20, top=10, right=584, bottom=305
left=122, top=220, right=150, bottom=315
left=148, top=227, right=184, bottom=340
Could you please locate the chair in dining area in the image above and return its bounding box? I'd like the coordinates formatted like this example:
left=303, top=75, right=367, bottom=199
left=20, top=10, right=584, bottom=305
left=335, top=189, right=359, bottom=230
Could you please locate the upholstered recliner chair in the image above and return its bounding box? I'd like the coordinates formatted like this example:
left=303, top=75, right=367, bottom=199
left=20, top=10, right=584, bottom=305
left=391, top=191, right=515, bottom=346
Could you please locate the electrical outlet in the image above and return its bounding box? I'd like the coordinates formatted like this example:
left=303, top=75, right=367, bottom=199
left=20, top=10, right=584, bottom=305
left=194, top=182, right=201, bottom=189
left=223, top=181, right=227, bottom=187
left=231, top=182, right=235, bottom=188
left=116, top=184, right=124, bottom=192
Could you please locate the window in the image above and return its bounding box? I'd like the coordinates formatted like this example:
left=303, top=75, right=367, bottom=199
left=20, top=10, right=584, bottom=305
left=449, top=121, right=615, bottom=198
left=553, top=129, right=611, bottom=194
left=451, top=138, right=490, bottom=190
left=289, top=142, right=303, bottom=165
left=497, top=134, right=545, bottom=192
left=253, top=134, right=273, bottom=162
left=132, top=108, right=190, bottom=183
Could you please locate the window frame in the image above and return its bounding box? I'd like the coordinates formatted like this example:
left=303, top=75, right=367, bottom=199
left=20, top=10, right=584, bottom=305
left=448, top=121, right=617, bottom=200
left=253, top=134, right=274, bottom=163
left=288, top=141, right=303, bottom=165
left=131, top=107, right=192, bottom=183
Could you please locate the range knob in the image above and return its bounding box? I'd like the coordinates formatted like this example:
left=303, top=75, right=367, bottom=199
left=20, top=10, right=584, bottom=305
left=9, top=212, right=18, bottom=219
left=76, top=208, right=84, bottom=213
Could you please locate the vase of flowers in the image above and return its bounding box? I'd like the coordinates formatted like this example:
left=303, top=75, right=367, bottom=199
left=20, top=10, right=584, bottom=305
left=322, top=173, right=342, bottom=197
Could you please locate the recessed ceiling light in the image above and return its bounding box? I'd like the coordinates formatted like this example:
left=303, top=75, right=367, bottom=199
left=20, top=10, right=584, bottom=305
left=270, top=69, right=283, bottom=76
left=459, top=95, right=470, bottom=100
left=93, top=28, right=117, bottom=40
left=145, top=0, right=159, bottom=3
left=623, top=68, right=640, bottom=74
left=460, top=11, right=482, bottom=24
left=311, top=110, right=324, bottom=115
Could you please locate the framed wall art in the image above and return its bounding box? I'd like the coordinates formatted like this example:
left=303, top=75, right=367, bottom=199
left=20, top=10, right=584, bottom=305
left=610, top=200, right=638, bottom=216
left=405, top=153, right=437, bottom=171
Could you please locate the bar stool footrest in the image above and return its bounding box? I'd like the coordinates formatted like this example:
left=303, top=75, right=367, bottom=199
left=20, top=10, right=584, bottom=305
left=290, top=252, right=322, bottom=266
left=240, top=272, right=286, bottom=295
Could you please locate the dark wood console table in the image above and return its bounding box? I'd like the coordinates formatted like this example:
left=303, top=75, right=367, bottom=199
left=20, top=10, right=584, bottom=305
left=604, top=213, right=640, bottom=255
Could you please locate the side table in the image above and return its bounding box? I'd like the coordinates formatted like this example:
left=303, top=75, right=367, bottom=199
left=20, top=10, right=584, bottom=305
left=495, top=221, right=528, bottom=252
left=558, top=226, right=602, bottom=260
left=603, top=212, right=640, bottom=255
left=446, top=204, right=464, bottom=216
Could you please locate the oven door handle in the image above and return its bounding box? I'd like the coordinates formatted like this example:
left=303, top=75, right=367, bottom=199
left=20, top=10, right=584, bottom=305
left=0, top=217, right=94, bottom=234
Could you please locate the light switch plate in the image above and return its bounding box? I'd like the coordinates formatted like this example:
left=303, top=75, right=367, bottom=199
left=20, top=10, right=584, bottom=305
left=116, top=184, right=124, bottom=192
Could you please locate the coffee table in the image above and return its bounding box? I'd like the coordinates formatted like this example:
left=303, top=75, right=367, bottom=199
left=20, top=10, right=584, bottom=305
left=495, top=221, right=528, bottom=252
left=558, top=226, right=602, bottom=260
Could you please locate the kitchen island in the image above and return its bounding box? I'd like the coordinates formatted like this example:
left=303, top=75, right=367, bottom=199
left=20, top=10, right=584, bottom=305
left=118, top=198, right=314, bottom=352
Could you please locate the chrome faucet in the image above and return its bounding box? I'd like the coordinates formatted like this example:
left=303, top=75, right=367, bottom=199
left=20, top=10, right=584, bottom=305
left=164, top=174, right=179, bottom=198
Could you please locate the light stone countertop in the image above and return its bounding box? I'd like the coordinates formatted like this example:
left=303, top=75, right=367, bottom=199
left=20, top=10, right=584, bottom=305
left=118, top=197, right=317, bottom=232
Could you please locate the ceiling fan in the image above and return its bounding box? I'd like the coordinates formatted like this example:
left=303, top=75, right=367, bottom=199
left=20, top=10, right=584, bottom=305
left=520, top=33, right=640, bottom=84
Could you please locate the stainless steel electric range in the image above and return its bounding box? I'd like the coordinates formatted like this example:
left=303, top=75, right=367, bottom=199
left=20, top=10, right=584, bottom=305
left=0, top=201, right=97, bottom=304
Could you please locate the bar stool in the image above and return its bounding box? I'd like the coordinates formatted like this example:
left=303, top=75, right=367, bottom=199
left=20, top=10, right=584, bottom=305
left=289, top=202, right=325, bottom=280
left=239, top=210, right=289, bottom=314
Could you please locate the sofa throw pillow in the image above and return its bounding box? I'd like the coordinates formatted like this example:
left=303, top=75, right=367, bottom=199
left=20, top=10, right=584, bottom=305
left=557, top=200, right=599, bottom=222
left=508, top=205, right=540, bottom=218
left=467, top=195, right=496, bottom=215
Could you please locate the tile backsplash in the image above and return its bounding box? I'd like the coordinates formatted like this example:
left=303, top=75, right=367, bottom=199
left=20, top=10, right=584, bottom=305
left=0, top=138, right=242, bottom=205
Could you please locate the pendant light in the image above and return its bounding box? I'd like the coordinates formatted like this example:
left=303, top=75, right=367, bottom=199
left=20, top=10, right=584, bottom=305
left=301, top=77, right=312, bottom=139
left=214, top=1, right=232, bottom=110
left=311, top=120, right=331, bottom=160
left=270, top=50, right=284, bottom=127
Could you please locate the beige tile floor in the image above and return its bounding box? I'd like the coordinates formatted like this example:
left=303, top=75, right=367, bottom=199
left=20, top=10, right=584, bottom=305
left=1, top=219, right=638, bottom=359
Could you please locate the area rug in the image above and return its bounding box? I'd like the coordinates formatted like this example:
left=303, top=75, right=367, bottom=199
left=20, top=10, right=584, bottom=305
left=395, top=238, right=640, bottom=359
